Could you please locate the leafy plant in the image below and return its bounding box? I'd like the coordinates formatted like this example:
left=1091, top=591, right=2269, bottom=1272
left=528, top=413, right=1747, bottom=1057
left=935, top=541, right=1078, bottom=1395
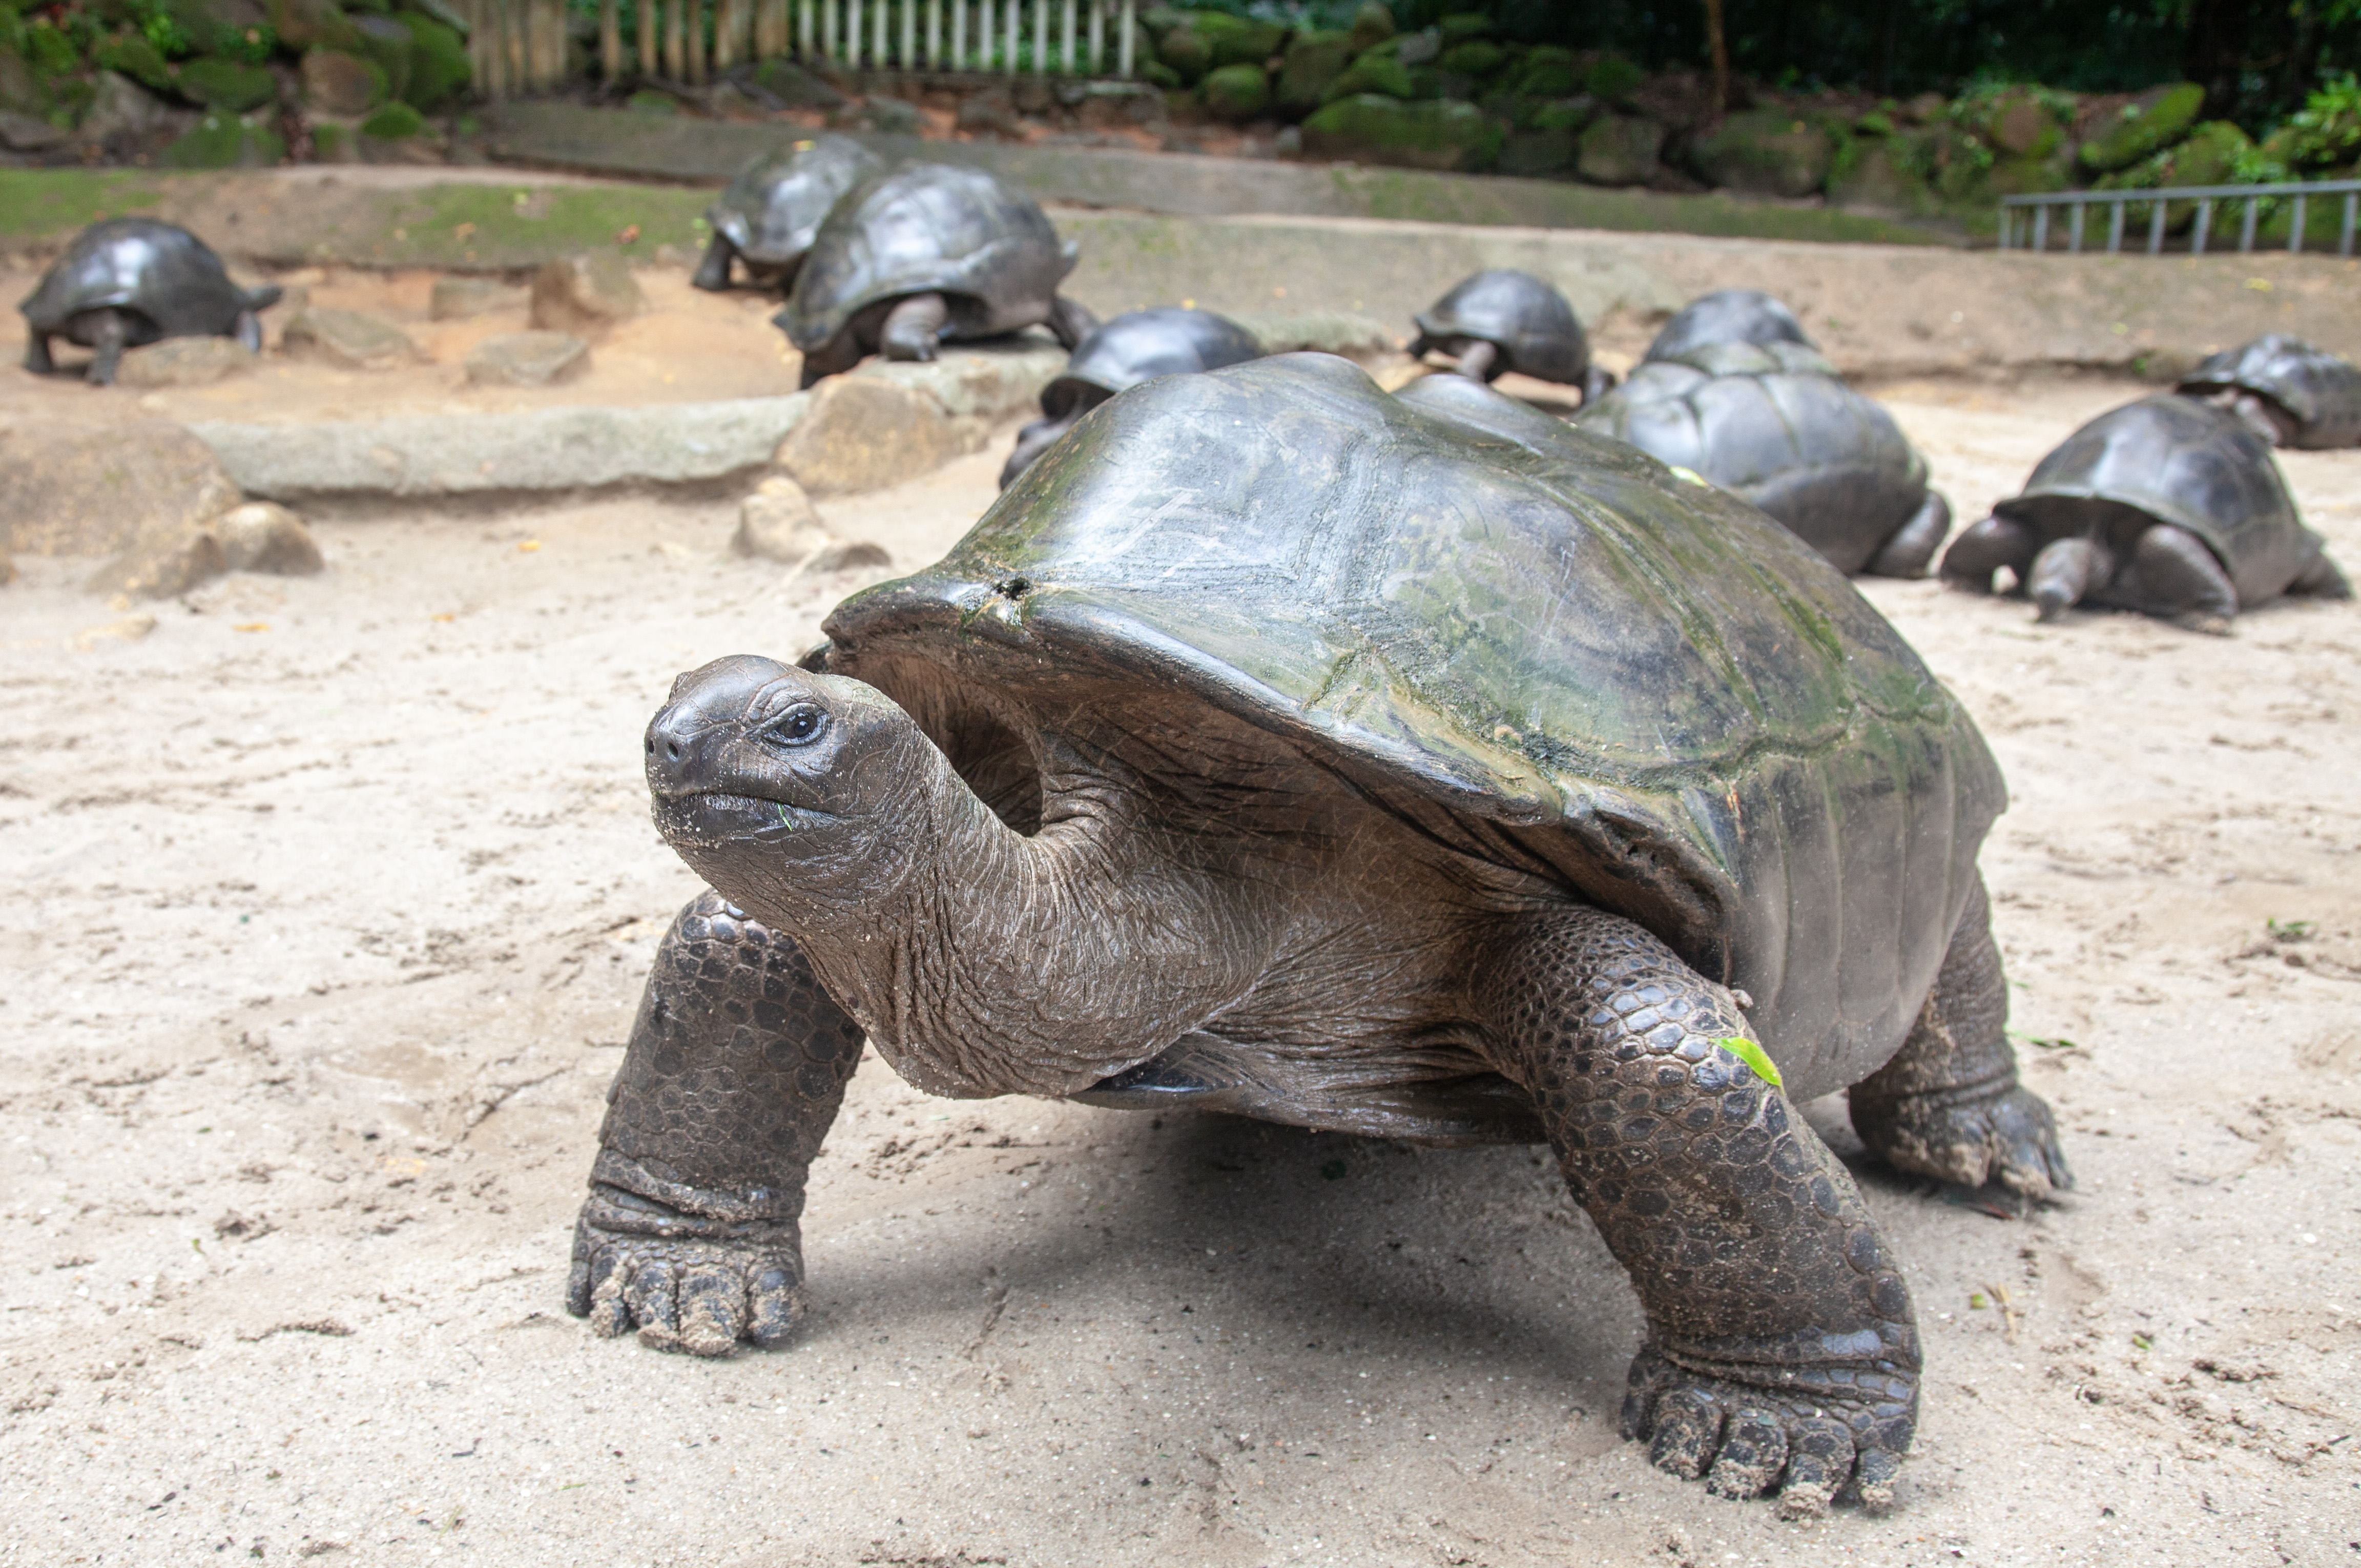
left=2277, top=71, right=2361, bottom=170
left=129, top=0, right=193, bottom=59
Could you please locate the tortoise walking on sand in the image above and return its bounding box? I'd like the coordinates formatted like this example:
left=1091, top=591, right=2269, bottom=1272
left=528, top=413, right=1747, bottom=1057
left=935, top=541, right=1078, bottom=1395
left=774, top=163, right=1097, bottom=388
left=2175, top=335, right=2361, bottom=450
left=1577, top=339, right=1953, bottom=577
left=20, top=218, right=282, bottom=386
left=569, top=355, right=2069, bottom=1514
left=1410, top=269, right=1612, bottom=402
left=999, top=305, right=1264, bottom=486
left=1940, top=394, right=2350, bottom=628
left=691, top=135, right=887, bottom=293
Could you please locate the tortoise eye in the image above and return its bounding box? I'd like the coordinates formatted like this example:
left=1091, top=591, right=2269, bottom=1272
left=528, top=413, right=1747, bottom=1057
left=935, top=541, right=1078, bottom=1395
left=766, top=704, right=828, bottom=747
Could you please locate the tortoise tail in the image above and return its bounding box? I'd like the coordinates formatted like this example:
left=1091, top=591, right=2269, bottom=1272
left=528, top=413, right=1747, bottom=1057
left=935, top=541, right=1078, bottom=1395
left=243, top=283, right=284, bottom=312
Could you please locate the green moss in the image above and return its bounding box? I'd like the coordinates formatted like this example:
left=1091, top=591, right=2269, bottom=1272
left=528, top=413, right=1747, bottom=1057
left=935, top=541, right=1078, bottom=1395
left=92, top=33, right=176, bottom=93
left=1321, top=47, right=1412, bottom=105
left=1200, top=62, right=1269, bottom=123
left=625, top=88, right=677, bottom=114
left=160, top=110, right=283, bottom=167
left=1585, top=53, right=1642, bottom=104
left=397, top=12, right=467, bottom=112
left=2078, top=81, right=2203, bottom=174
left=176, top=55, right=277, bottom=112
left=21, top=17, right=80, bottom=77
left=359, top=99, right=421, bottom=139
left=0, top=169, right=167, bottom=242
left=1275, top=30, right=1352, bottom=117
left=1302, top=93, right=1503, bottom=173
left=1438, top=41, right=1502, bottom=79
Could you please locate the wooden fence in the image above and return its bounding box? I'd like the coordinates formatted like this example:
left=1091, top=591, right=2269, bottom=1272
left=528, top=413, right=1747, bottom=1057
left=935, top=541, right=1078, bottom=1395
left=458, top=0, right=1142, bottom=95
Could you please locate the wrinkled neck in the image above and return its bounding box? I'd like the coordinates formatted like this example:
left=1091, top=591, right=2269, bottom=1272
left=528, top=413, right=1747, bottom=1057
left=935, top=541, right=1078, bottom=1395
left=791, top=747, right=1261, bottom=1100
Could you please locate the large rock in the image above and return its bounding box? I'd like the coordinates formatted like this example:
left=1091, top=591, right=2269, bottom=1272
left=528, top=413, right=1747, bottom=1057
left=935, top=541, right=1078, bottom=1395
left=1275, top=31, right=1353, bottom=115
left=464, top=332, right=590, bottom=387
left=1320, top=46, right=1414, bottom=104
left=430, top=276, right=522, bottom=320
left=1983, top=89, right=2064, bottom=159
left=1498, top=128, right=1575, bottom=178
left=160, top=112, right=285, bottom=169
left=1576, top=113, right=1664, bottom=185
left=302, top=48, right=387, bottom=116
left=398, top=13, right=470, bottom=112
left=774, top=377, right=957, bottom=497
left=529, top=252, right=644, bottom=337
left=1827, top=141, right=1929, bottom=214
left=177, top=56, right=279, bottom=113
left=1688, top=110, right=1834, bottom=198
left=1202, top=64, right=1270, bottom=123
left=351, top=13, right=415, bottom=104
left=733, top=474, right=824, bottom=561
left=268, top=0, right=365, bottom=52
left=0, top=418, right=241, bottom=558
left=2079, top=82, right=2204, bottom=174
left=281, top=307, right=420, bottom=370
left=1301, top=94, right=1502, bottom=172
left=78, top=71, right=191, bottom=147
left=89, top=527, right=229, bottom=599
left=118, top=336, right=256, bottom=387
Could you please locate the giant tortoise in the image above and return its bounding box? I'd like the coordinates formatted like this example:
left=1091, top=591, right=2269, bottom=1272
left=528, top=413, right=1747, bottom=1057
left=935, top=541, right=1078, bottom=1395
left=692, top=135, right=887, bottom=293
left=998, top=305, right=1264, bottom=486
left=569, top=354, right=2068, bottom=1514
left=1576, top=340, right=1953, bottom=577
left=20, top=218, right=282, bottom=386
left=1644, top=288, right=1813, bottom=363
left=1409, top=269, right=1612, bottom=401
left=2176, top=334, right=2361, bottom=450
left=773, top=163, right=1097, bottom=388
left=1940, top=394, right=2350, bottom=627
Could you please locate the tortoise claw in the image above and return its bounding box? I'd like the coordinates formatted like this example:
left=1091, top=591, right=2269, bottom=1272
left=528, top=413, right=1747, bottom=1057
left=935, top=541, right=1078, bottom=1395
left=1620, top=1347, right=1915, bottom=1511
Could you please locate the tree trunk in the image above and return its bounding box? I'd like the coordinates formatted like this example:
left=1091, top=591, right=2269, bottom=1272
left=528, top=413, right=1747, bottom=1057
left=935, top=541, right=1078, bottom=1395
left=1704, top=0, right=1729, bottom=112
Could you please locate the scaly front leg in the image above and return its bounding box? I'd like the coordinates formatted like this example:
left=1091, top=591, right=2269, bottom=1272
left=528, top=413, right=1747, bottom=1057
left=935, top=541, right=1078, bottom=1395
left=1479, top=909, right=1920, bottom=1515
left=567, top=890, right=865, bottom=1355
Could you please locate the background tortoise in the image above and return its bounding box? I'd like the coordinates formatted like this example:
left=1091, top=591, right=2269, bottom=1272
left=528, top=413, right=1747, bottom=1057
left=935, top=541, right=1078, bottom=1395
left=1576, top=339, right=1953, bottom=577
left=569, top=354, right=2068, bottom=1514
left=773, top=163, right=1097, bottom=388
left=1940, top=393, right=2351, bottom=627
left=20, top=218, right=282, bottom=386
left=1645, top=288, right=1814, bottom=363
left=692, top=135, right=887, bottom=293
left=1409, top=268, right=1612, bottom=401
left=2175, top=334, right=2361, bottom=450
left=998, top=305, right=1264, bottom=486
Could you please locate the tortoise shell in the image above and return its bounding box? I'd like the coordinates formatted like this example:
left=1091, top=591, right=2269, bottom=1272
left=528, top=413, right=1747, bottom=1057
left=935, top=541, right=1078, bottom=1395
left=1996, top=394, right=2330, bottom=608
left=707, top=135, right=888, bottom=274
left=19, top=218, right=277, bottom=340
left=1575, top=341, right=1934, bottom=575
left=773, top=164, right=1078, bottom=353
left=815, top=354, right=2005, bottom=1100
left=1039, top=306, right=1264, bottom=420
left=1644, top=288, right=1814, bottom=363
left=1410, top=269, right=1591, bottom=385
left=2177, top=335, right=2361, bottom=450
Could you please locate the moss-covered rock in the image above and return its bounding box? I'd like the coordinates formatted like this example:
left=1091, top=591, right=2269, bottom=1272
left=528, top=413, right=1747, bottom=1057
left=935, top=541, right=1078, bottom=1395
left=1497, top=127, right=1573, bottom=177
left=359, top=98, right=421, bottom=138
left=2078, top=81, right=2203, bottom=174
left=268, top=0, right=362, bottom=51
left=1518, top=46, right=1576, bottom=98
left=1576, top=111, right=1663, bottom=185
left=1346, top=1, right=1393, bottom=54
left=302, top=47, right=385, bottom=115
left=1979, top=87, right=2065, bottom=159
left=1585, top=54, right=1642, bottom=104
left=177, top=56, right=279, bottom=113
left=1438, top=40, right=1503, bottom=79
left=0, top=46, right=46, bottom=116
left=18, top=17, right=82, bottom=78
left=1688, top=109, right=1834, bottom=197
left=1276, top=31, right=1351, bottom=116
left=1530, top=98, right=1594, bottom=134
left=1301, top=93, right=1500, bottom=172
left=1827, top=140, right=1931, bottom=214
left=351, top=13, right=412, bottom=104
left=161, top=109, right=284, bottom=167
left=91, top=34, right=178, bottom=96
left=1322, top=44, right=1414, bottom=105
left=2096, top=119, right=2251, bottom=191
left=1437, top=13, right=1494, bottom=46
left=1201, top=62, right=1269, bottom=122
left=397, top=12, right=467, bottom=111
left=1157, top=26, right=1209, bottom=85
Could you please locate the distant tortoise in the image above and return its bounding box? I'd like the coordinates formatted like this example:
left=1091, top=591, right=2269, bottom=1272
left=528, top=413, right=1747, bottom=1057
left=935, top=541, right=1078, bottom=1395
left=1576, top=340, right=1953, bottom=577
left=20, top=218, right=282, bottom=386
left=568, top=354, right=2069, bottom=1514
left=999, top=305, right=1264, bottom=486
left=692, top=135, right=888, bottom=294
left=1645, top=288, right=1813, bottom=363
left=774, top=163, right=1097, bottom=389
left=1940, top=394, right=2351, bottom=627
left=1409, top=269, right=1612, bottom=401
left=2175, top=335, right=2361, bottom=450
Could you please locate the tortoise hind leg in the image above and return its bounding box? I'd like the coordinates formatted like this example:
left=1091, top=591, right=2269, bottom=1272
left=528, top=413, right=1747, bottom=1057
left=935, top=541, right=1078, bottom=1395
left=879, top=291, right=949, bottom=362
left=85, top=310, right=129, bottom=386
left=24, top=328, right=54, bottom=376
left=566, top=890, right=866, bottom=1354
left=1938, top=513, right=2035, bottom=594
left=1046, top=294, right=1097, bottom=350
left=1863, top=490, right=1952, bottom=579
left=2094, top=523, right=2236, bottom=631
left=1850, top=876, right=2071, bottom=1196
left=691, top=234, right=736, bottom=292
left=1477, top=908, right=1920, bottom=1515
left=2289, top=547, right=2354, bottom=600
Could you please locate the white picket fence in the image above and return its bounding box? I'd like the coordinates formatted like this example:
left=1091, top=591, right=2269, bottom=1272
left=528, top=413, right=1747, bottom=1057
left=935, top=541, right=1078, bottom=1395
left=459, top=0, right=1141, bottom=96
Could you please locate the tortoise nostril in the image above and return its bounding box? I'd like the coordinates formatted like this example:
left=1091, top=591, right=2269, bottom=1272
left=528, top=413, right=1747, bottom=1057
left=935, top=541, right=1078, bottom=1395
left=666, top=740, right=684, bottom=761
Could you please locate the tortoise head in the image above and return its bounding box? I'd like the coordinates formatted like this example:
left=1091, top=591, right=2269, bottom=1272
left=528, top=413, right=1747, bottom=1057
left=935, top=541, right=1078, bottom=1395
left=643, top=655, right=943, bottom=920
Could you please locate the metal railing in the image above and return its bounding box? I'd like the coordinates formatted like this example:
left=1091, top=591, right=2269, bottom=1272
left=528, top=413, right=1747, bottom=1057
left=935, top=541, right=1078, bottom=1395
left=1999, top=178, right=2361, bottom=256
left=460, top=0, right=1141, bottom=94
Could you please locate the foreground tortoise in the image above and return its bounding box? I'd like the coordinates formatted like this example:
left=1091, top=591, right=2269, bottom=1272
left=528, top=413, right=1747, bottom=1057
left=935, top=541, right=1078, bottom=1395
left=1645, top=288, right=1813, bottom=363
left=1940, top=394, right=2351, bottom=627
left=774, top=163, right=1097, bottom=388
left=1409, top=269, right=1611, bottom=401
left=692, top=135, right=888, bottom=293
left=1577, top=340, right=1952, bottom=577
left=2175, top=334, right=2361, bottom=450
left=569, top=354, right=2070, bottom=1513
left=998, top=305, right=1264, bottom=486
left=20, top=218, right=282, bottom=385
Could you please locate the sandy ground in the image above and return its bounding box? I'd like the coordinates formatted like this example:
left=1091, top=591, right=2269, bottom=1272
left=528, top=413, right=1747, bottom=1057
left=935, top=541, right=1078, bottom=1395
left=2, top=375, right=2358, bottom=1568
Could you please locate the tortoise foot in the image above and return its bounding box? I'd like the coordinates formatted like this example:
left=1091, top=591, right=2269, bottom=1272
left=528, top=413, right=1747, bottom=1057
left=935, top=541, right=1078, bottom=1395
left=566, top=1186, right=806, bottom=1356
left=1857, top=1079, right=2072, bottom=1198
left=1620, top=1345, right=1916, bottom=1516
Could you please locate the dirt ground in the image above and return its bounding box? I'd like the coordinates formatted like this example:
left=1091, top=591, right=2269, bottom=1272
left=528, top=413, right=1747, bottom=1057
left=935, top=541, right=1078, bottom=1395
left=2, top=370, right=2357, bottom=1568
